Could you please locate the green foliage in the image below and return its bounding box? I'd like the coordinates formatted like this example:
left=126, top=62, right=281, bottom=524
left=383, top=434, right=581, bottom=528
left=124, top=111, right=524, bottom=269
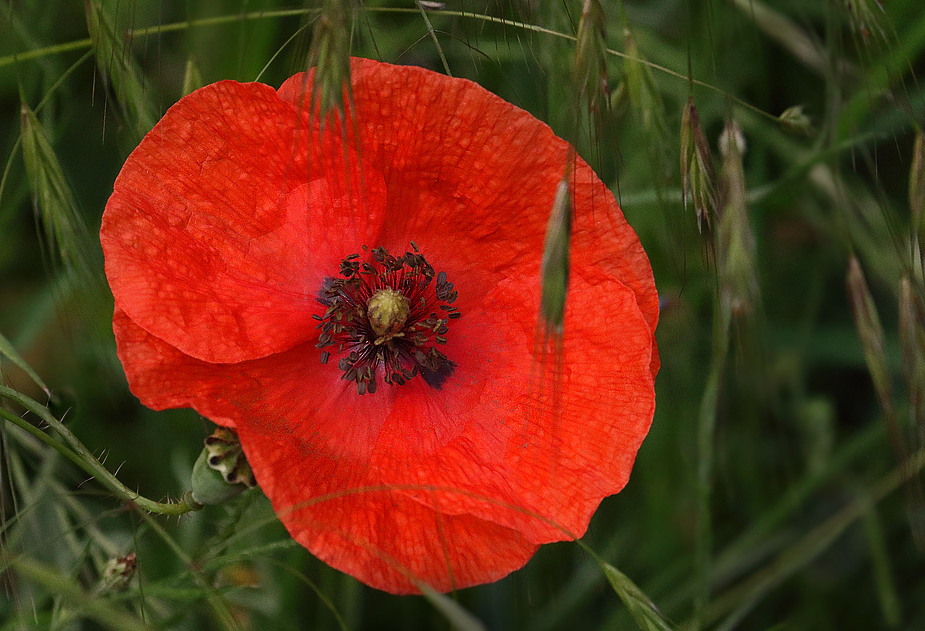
left=2, top=1, right=925, bottom=630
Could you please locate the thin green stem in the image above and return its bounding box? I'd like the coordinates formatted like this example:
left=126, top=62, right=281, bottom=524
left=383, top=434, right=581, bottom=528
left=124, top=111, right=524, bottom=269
left=693, top=303, right=732, bottom=628
left=0, top=385, right=202, bottom=516
left=0, top=8, right=315, bottom=69
left=0, top=38, right=94, bottom=67
left=415, top=1, right=451, bottom=77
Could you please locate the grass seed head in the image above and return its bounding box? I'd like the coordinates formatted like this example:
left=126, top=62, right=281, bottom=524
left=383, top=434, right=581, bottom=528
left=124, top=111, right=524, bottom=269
left=717, top=120, right=758, bottom=317
left=540, top=176, right=572, bottom=336
left=308, top=0, right=353, bottom=131
left=573, top=0, right=609, bottom=117
left=681, top=97, right=717, bottom=233
left=20, top=103, right=94, bottom=279
left=182, top=55, right=204, bottom=96
left=779, top=105, right=813, bottom=136
left=84, top=0, right=157, bottom=137
left=622, top=28, right=666, bottom=138
left=899, top=278, right=925, bottom=438
left=847, top=257, right=894, bottom=420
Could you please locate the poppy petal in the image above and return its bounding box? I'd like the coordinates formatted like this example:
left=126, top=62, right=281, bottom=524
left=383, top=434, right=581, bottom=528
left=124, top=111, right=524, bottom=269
left=380, top=266, right=655, bottom=539
left=232, top=268, right=653, bottom=591
left=103, top=80, right=387, bottom=363
left=279, top=59, right=659, bottom=338
left=113, top=304, right=400, bottom=459
left=112, top=307, right=243, bottom=426
left=237, top=420, right=539, bottom=594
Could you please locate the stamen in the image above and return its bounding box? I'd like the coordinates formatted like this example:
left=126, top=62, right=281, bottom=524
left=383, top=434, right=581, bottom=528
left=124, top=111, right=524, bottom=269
left=315, top=245, right=458, bottom=395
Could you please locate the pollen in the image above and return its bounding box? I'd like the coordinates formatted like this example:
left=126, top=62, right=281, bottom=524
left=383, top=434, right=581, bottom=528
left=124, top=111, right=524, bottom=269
left=314, top=245, right=458, bottom=395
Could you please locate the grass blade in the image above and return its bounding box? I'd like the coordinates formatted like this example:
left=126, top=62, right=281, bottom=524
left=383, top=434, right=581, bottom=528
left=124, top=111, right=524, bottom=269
left=0, top=331, right=49, bottom=396
left=419, top=585, right=487, bottom=631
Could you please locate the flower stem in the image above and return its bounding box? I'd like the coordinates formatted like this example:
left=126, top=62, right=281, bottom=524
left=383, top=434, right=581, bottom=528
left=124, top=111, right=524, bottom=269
left=0, top=385, right=202, bottom=515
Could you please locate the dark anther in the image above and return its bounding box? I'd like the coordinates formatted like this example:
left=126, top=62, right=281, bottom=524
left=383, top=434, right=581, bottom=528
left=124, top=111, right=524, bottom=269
left=314, top=245, right=458, bottom=395
left=420, top=359, right=456, bottom=390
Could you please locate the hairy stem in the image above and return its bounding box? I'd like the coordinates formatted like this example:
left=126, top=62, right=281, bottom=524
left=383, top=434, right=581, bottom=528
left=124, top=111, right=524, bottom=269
left=0, top=385, right=202, bottom=515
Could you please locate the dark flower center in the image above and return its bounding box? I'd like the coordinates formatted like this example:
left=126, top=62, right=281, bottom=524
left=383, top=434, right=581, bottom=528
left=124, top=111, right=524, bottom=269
left=314, top=244, right=459, bottom=395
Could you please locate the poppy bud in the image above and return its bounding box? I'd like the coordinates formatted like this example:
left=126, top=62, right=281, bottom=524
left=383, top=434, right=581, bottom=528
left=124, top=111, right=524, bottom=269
left=190, top=427, right=255, bottom=506
left=93, top=554, right=137, bottom=595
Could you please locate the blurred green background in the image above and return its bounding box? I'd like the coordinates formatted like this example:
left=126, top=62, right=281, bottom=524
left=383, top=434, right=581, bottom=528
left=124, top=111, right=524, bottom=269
left=2, top=0, right=925, bottom=629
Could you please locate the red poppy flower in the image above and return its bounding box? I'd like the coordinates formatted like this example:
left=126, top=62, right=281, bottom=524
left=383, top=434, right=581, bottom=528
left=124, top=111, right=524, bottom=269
left=101, top=58, right=659, bottom=594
